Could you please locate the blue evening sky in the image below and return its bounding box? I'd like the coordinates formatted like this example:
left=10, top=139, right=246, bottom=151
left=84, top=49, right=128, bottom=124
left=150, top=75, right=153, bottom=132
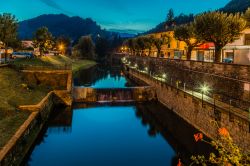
left=0, top=0, right=230, bottom=33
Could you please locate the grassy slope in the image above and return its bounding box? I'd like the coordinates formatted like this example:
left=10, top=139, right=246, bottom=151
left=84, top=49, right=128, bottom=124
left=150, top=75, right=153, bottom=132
left=13, top=55, right=97, bottom=71
left=0, top=68, right=51, bottom=148
left=0, top=55, right=96, bottom=148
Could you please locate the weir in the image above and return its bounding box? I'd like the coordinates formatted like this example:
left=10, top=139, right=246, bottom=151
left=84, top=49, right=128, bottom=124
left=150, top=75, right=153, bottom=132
left=73, top=86, right=156, bottom=103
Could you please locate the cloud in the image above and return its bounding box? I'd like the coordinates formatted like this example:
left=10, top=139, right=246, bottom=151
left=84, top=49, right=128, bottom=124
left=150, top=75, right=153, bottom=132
left=39, top=0, right=74, bottom=15
left=40, top=0, right=62, bottom=10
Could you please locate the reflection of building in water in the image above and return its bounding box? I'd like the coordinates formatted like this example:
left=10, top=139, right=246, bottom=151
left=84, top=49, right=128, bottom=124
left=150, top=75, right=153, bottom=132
left=48, top=107, right=73, bottom=134
left=135, top=102, right=213, bottom=165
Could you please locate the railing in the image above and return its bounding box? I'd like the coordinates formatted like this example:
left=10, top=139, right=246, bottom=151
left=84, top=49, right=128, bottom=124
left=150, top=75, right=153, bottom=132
left=125, top=61, right=250, bottom=114
left=129, top=68, right=250, bottom=122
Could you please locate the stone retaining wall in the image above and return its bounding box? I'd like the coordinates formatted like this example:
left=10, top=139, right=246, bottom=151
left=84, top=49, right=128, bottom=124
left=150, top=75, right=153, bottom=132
left=0, top=90, right=72, bottom=166
left=127, top=56, right=250, bottom=111
left=21, top=70, right=72, bottom=91
left=127, top=68, right=250, bottom=152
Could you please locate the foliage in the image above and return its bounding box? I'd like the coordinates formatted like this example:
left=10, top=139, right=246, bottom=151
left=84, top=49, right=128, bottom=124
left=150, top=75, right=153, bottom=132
left=33, top=26, right=54, bottom=56
left=125, top=38, right=137, bottom=55
left=95, top=36, right=110, bottom=60
left=194, top=12, right=246, bottom=62
left=0, top=13, right=18, bottom=61
left=244, top=7, right=250, bottom=27
left=73, top=35, right=95, bottom=59
left=145, top=0, right=247, bottom=34
left=165, top=8, right=175, bottom=29
left=152, top=34, right=170, bottom=57
left=191, top=125, right=250, bottom=166
left=174, top=23, right=201, bottom=60
left=136, top=36, right=149, bottom=56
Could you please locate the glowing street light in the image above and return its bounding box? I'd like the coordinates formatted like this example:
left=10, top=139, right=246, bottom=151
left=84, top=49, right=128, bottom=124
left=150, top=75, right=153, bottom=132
left=162, top=73, right=167, bottom=79
left=58, top=44, right=65, bottom=54
left=200, top=84, right=210, bottom=106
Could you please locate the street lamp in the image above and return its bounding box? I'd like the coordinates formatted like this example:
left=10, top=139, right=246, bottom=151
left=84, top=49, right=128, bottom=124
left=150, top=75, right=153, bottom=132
left=58, top=44, right=65, bottom=54
left=162, top=73, right=167, bottom=81
left=200, top=84, right=210, bottom=107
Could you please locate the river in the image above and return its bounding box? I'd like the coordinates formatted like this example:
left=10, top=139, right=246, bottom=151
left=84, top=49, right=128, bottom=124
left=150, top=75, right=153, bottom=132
left=23, top=65, right=211, bottom=166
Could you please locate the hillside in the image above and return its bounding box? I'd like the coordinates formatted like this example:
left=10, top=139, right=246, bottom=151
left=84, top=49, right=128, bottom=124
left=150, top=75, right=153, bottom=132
left=145, top=0, right=249, bottom=34
left=18, top=14, right=107, bottom=40
left=221, top=0, right=250, bottom=13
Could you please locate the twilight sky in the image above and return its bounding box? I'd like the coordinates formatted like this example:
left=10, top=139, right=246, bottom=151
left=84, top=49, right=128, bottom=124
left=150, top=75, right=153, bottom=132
left=0, top=0, right=230, bottom=33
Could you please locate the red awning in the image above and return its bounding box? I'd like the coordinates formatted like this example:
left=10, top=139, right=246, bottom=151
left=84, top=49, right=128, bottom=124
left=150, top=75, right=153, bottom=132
left=198, top=43, right=214, bottom=49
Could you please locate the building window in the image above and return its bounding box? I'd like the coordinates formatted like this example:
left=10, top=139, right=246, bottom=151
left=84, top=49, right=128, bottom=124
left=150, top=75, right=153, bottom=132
left=168, top=44, right=171, bottom=48
left=245, top=34, right=250, bottom=45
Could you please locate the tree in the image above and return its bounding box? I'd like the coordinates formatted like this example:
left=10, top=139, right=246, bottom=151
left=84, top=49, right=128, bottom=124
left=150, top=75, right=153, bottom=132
left=144, top=36, right=154, bottom=56
left=74, top=35, right=95, bottom=59
left=0, top=13, right=18, bottom=62
left=126, top=38, right=136, bottom=55
left=153, top=34, right=170, bottom=57
left=165, top=8, right=175, bottom=29
left=174, top=23, right=201, bottom=60
left=33, top=27, right=54, bottom=56
left=194, top=12, right=246, bottom=63
left=95, top=36, right=109, bottom=61
left=136, top=37, right=148, bottom=56
left=244, top=8, right=250, bottom=27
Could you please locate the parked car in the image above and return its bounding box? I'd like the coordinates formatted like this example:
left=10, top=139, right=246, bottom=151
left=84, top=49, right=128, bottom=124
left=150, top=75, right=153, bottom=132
left=12, top=52, right=34, bottom=59
left=223, top=58, right=233, bottom=63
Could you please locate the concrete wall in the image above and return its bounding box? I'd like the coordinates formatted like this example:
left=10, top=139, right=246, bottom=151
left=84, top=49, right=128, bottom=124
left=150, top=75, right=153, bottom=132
left=127, top=68, right=250, bottom=152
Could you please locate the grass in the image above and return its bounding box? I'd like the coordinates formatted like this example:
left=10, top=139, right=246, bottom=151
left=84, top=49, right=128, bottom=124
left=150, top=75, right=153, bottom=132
left=0, top=55, right=96, bottom=149
left=12, top=55, right=97, bottom=71
left=0, top=67, right=51, bottom=149
left=72, top=59, right=96, bottom=73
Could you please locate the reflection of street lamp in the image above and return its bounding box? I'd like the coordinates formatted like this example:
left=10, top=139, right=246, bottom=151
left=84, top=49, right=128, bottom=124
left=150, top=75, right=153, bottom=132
left=200, top=84, right=210, bottom=106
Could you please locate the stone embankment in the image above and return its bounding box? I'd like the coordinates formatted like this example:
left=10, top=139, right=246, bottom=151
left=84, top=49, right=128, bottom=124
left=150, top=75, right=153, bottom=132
left=125, top=66, right=250, bottom=153
left=0, top=69, right=72, bottom=166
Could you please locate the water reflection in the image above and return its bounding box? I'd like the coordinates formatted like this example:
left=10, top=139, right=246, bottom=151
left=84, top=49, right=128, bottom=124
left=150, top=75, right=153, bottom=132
left=74, top=65, right=135, bottom=88
left=24, top=102, right=212, bottom=166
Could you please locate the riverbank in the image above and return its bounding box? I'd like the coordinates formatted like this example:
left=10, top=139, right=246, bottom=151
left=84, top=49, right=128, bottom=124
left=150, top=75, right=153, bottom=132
left=0, top=56, right=96, bottom=150
left=0, top=67, right=51, bottom=148
left=12, top=55, right=96, bottom=73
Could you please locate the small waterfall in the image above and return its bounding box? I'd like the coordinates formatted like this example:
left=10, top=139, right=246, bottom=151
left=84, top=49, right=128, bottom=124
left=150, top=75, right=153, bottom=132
left=73, top=86, right=156, bottom=103
left=96, top=88, right=134, bottom=103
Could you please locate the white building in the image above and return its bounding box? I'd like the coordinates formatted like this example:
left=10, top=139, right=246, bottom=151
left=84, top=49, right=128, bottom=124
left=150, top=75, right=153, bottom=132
left=191, top=28, right=250, bottom=65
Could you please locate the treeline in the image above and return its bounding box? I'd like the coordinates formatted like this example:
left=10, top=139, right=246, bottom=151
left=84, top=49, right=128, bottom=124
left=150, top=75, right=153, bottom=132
left=146, top=0, right=249, bottom=34
left=0, top=13, right=124, bottom=61
left=125, top=9, right=250, bottom=63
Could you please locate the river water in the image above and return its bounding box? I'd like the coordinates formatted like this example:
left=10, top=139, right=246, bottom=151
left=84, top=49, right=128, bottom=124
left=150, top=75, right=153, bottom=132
left=23, top=65, right=210, bottom=166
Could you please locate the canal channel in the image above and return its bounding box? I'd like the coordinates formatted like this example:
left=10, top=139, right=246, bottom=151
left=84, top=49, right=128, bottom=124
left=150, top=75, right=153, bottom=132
left=23, top=65, right=211, bottom=166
